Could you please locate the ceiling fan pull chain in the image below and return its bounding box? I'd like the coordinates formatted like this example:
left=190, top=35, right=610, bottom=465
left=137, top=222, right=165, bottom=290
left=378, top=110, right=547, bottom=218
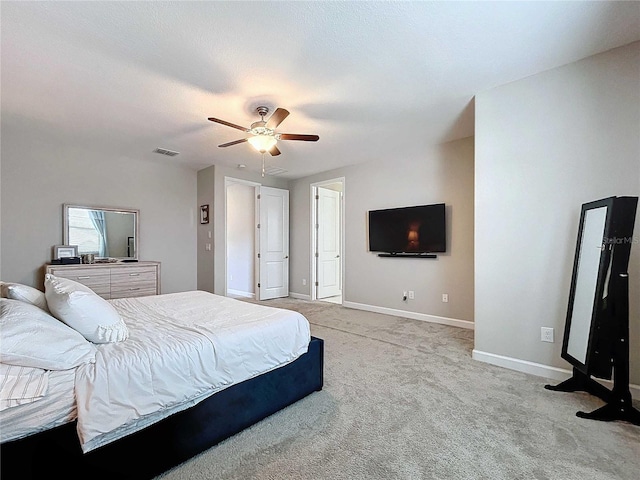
left=261, top=153, right=265, bottom=177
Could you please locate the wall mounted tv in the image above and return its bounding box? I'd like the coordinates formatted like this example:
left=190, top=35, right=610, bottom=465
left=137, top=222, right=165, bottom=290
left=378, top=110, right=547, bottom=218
left=368, top=203, right=446, bottom=257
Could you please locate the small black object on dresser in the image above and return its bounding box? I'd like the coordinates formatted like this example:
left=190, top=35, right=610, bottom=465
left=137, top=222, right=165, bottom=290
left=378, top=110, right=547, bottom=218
left=50, top=257, right=82, bottom=265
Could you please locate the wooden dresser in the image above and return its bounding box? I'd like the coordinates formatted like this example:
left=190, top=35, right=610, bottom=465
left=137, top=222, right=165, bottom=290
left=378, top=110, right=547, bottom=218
left=45, top=261, right=161, bottom=300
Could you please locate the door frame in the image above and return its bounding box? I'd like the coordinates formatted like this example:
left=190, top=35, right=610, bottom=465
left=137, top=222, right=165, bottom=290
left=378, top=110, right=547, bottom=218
left=310, top=177, right=345, bottom=301
left=224, top=176, right=261, bottom=298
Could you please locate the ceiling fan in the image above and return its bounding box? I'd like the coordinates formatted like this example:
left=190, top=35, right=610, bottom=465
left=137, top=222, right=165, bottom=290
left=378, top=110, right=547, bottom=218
left=207, top=106, right=319, bottom=157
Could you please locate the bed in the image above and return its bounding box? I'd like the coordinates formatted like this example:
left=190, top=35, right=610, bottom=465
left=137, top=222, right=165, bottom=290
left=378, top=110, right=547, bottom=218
left=0, top=278, right=324, bottom=479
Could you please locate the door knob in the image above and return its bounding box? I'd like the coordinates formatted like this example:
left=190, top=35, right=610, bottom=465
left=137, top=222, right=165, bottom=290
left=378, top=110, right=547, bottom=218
left=284, top=255, right=289, bottom=259
left=336, top=255, right=340, bottom=258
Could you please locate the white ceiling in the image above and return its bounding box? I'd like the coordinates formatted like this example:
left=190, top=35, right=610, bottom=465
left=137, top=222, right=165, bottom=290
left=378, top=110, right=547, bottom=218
left=2, top=1, right=639, bottom=179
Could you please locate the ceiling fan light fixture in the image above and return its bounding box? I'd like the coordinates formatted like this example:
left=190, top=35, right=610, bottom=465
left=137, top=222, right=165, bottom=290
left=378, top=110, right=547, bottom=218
left=208, top=106, right=318, bottom=163
left=248, top=134, right=277, bottom=153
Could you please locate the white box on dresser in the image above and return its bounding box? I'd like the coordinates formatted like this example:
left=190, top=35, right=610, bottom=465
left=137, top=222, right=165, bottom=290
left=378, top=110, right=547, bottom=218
left=45, top=261, right=161, bottom=300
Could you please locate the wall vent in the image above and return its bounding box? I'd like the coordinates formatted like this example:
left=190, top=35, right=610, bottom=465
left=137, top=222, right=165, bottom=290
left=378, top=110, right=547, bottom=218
left=153, top=147, right=180, bottom=157
left=263, top=166, right=287, bottom=176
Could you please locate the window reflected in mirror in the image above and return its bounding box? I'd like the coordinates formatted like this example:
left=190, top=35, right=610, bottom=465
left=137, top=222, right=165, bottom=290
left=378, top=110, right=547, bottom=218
left=64, top=205, right=138, bottom=259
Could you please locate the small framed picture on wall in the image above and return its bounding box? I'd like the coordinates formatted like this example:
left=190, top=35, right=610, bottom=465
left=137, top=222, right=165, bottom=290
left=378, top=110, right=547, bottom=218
left=200, top=204, right=210, bottom=224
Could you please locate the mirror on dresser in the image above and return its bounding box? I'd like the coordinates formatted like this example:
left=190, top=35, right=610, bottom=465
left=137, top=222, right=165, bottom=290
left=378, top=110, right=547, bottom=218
left=63, top=204, right=139, bottom=260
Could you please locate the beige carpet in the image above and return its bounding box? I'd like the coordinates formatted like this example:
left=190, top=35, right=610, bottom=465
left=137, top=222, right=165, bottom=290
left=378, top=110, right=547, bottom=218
left=156, top=298, right=640, bottom=480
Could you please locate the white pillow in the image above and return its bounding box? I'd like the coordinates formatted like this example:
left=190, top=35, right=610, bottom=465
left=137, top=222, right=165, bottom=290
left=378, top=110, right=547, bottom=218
left=0, top=281, right=49, bottom=312
left=44, top=274, right=129, bottom=344
left=0, top=298, right=96, bottom=370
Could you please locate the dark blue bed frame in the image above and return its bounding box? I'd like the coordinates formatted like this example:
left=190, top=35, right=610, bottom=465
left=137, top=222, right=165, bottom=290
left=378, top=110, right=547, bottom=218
left=0, top=336, right=324, bottom=480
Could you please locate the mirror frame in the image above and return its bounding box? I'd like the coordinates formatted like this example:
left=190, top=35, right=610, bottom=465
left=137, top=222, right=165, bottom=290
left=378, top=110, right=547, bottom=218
left=561, top=197, right=614, bottom=378
left=63, top=204, right=140, bottom=260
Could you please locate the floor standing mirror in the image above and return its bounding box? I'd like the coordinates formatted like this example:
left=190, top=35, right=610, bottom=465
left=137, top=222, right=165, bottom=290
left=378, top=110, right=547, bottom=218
left=546, top=196, right=639, bottom=425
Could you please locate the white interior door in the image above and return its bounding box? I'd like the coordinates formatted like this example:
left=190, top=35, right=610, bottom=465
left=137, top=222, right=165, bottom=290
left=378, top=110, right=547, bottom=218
left=317, top=187, right=342, bottom=299
left=258, top=186, right=289, bottom=300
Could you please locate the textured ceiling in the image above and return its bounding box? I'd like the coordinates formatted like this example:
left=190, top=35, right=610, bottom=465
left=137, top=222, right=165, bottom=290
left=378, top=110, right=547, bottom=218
left=2, top=1, right=639, bottom=179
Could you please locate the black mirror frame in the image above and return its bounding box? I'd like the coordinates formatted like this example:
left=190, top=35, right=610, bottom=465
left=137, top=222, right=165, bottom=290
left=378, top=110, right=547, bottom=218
left=546, top=196, right=639, bottom=425
left=561, top=196, right=615, bottom=378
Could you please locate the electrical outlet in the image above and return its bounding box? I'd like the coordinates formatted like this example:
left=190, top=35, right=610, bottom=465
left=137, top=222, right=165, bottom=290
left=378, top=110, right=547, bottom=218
left=205, top=243, right=211, bottom=251
left=302, top=279, right=307, bottom=286
left=408, top=291, right=415, bottom=299
left=442, top=293, right=449, bottom=303
left=541, top=327, right=554, bottom=343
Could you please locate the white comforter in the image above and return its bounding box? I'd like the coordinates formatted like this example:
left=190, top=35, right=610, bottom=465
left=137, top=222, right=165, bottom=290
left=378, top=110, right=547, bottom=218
left=75, top=291, right=310, bottom=453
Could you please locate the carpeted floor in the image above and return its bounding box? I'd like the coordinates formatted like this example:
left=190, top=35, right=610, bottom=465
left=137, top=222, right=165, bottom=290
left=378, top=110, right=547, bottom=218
left=156, top=298, right=640, bottom=480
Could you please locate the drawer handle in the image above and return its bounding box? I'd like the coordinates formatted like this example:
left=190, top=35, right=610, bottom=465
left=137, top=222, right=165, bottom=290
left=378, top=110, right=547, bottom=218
left=77, top=276, right=91, bottom=280
left=129, top=287, right=141, bottom=291
left=129, top=273, right=140, bottom=276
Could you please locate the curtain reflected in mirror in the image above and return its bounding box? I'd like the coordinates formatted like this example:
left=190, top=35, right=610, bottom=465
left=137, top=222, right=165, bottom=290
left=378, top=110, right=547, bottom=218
left=64, top=205, right=138, bottom=259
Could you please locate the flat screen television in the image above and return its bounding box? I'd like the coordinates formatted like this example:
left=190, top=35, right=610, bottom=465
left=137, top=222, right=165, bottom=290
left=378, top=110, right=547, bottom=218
left=368, top=203, right=446, bottom=255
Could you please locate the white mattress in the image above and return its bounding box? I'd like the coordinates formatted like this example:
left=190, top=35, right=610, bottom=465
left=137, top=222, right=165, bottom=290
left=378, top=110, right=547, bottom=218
left=75, top=291, right=310, bottom=453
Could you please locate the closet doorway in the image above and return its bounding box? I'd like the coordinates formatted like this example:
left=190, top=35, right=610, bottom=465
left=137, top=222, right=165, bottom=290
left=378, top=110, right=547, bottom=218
left=310, top=178, right=345, bottom=304
left=225, top=178, right=259, bottom=299
left=225, top=178, right=290, bottom=301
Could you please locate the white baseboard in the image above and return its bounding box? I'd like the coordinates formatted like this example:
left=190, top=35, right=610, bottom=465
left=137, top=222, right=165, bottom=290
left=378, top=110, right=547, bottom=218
left=289, top=292, right=311, bottom=301
left=227, top=289, right=254, bottom=299
left=472, top=349, right=640, bottom=396
left=342, top=301, right=474, bottom=330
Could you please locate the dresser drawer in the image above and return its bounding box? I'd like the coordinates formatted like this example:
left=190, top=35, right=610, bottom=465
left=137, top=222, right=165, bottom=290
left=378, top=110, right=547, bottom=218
left=110, top=266, right=157, bottom=285
left=110, top=266, right=158, bottom=298
left=47, top=267, right=111, bottom=299
left=110, top=284, right=157, bottom=298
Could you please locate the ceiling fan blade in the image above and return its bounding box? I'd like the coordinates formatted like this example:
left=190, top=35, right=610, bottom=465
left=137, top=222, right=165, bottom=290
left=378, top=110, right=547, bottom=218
left=218, top=138, right=248, bottom=147
left=268, top=145, right=281, bottom=156
left=208, top=117, right=249, bottom=132
left=266, top=108, right=290, bottom=129
left=279, top=133, right=319, bottom=142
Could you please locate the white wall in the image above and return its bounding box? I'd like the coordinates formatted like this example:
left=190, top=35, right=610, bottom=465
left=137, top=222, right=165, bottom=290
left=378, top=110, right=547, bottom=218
left=474, top=42, right=640, bottom=383
left=226, top=182, right=255, bottom=296
left=1, top=128, right=198, bottom=293
left=197, top=165, right=215, bottom=292
left=290, top=137, right=475, bottom=324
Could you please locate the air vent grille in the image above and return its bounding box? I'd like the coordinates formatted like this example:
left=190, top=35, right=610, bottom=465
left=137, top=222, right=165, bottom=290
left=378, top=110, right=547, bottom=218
left=153, top=148, right=180, bottom=157
left=263, top=166, right=287, bottom=176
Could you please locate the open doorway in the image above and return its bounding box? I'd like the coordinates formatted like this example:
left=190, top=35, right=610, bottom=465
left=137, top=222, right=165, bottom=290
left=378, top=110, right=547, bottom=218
left=225, top=178, right=290, bottom=301
left=225, top=178, right=259, bottom=299
left=310, top=178, right=345, bottom=304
